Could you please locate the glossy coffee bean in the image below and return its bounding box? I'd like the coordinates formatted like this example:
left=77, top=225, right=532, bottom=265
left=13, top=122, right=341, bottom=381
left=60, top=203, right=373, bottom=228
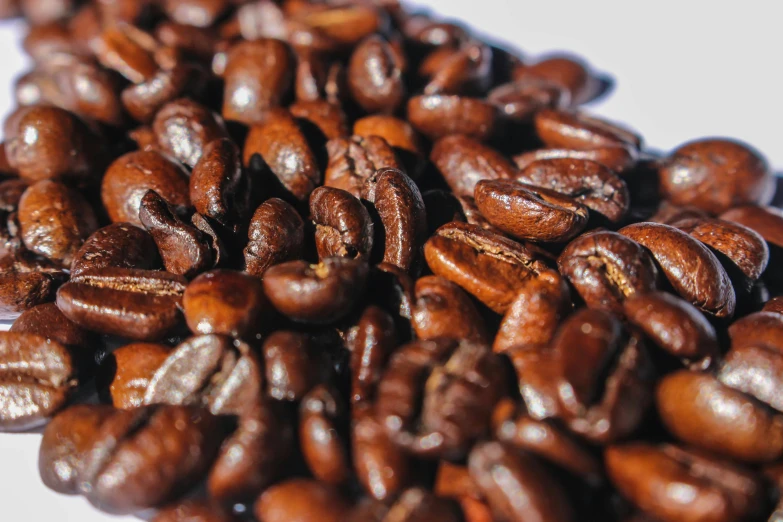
left=718, top=339, right=783, bottom=414
left=352, top=405, right=410, bottom=501
left=182, top=270, right=268, bottom=339
left=349, top=306, right=397, bottom=405
left=71, top=223, right=160, bottom=277
left=162, top=0, right=228, bottom=27
left=0, top=332, right=75, bottom=431
left=412, top=275, right=488, bottom=343
left=721, top=205, right=783, bottom=249
left=153, top=500, right=238, bottom=522
left=606, top=443, right=764, bottom=522
left=0, top=261, right=65, bottom=318
left=381, top=488, right=462, bottom=522
left=190, top=138, right=250, bottom=228
left=619, top=222, right=736, bottom=318
left=101, top=151, right=190, bottom=227
left=290, top=100, right=349, bottom=140
left=93, top=24, right=159, bottom=84
left=659, top=138, right=774, bottom=214
left=153, top=99, right=229, bottom=169
left=108, top=343, right=170, bottom=409
left=263, top=257, right=367, bottom=324
left=430, top=135, right=517, bottom=197
left=300, top=385, right=351, bottom=485
left=474, top=180, right=589, bottom=242
left=122, top=63, right=202, bottom=123
left=657, top=371, right=783, bottom=462
left=56, top=267, right=187, bottom=340
left=558, top=230, right=659, bottom=315
left=10, top=302, right=93, bottom=354
left=535, top=109, right=641, bottom=150
left=263, top=331, right=324, bottom=402
left=514, top=145, right=638, bottom=174
left=324, top=134, right=401, bottom=199
left=764, top=296, right=783, bottom=314
left=254, top=479, right=351, bottom=522
left=310, top=186, right=373, bottom=260
left=353, top=115, right=421, bottom=157
left=348, top=35, right=405, bottom=113
left=420, top=40, right=492, bottom=96
left=244, top=198, right=304, bottom=276
left=488, top=76, right=568, bottom=122
left=649, top=201, right=711, bottom=226
left=514, top=55, right=597, bottom=105
left=407, top=94, right=497, bottom=141
left=728, top=311, right=783, bottom=352
left=424, top=222, right=549, bottom=313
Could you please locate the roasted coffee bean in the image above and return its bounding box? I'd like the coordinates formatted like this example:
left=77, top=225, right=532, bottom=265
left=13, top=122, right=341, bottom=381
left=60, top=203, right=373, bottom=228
left=718, top=340, right=783, bottom=414
left=493, top=270, right=569, bottom=353
left=139, top=190, right=216, bottom=278
left=764, top=296, right=783, bottom=314
left=243, top=108, right=320, bottom=201
left=488, top=77, right=569, bottom=122
left=535, top=109, right=642, bottom=150
left=514, top=145, right=638, bottom=173
left=190, top=138, right=249, bottom=228
left=420, top=41, right=492, bottom=96
left=108, top=343, right=170, bottom=409
left=412, top=275, right=488, bottom=343
left=375, top=338, right=504, bottom=459
left=38, top=404, right=114, bottom=494
left=182, top=270, right=268, bottom=339
left=435, top=461, right=482, bottom=501
left=349, top=305, right=397, bottom=404
left=10, top=302, right=93, bottom=355
left=354, top=115, right=421, bottom=157
left=407, top=94, right=497, bottom=141
left=362, top=168, right=427, bottom=272
left=4, top=105, right=102, bottom=184
left=620, top=222, right=736, bottom=318
left=430, top=134, right=517, bottom=197
left=558, top=230, right=659, bottom=314
left=101, top=151, right=190, bottom=227
left=57, top=267, right=187, bottom=340
left=0, top=262, right=65, bottom=318
left=516, top=158, right=630, bottom=222
left=721, top=205, right=783, bottom=249
left=672, top=217, right=770, bottom=281
left=348, top=35, right=405, bottom=113
left=475, top=180, right=589, bottom=242
left=728, top=311, right=783, bottom=352
left=300, top=385, right=351, bottom=485
left=18, top=180, right=97, bottom=266
left=292, top=47, right=329, bottom=102
left=649, top=201, right=711, bottom=225
left=659, top=138, right=774, bottom=215
left=352, top=405, right=410, bottom=501
left=222, top=39, right=293, bottom=124
left=122, top=63, right=203, bottom=123
left=381, top=488, right=462, bottom=522
left=244, top=198, right=304, bottom=276
left=162, top=0, right=228, bottom=27
left=19, top=0, right=75, bottom=25
left=606, top=443, right=764, bottom=522
left=324, top=134, right=401, bottom=198
left=402, top=16, right=468, bottom=47
left=0, top=332, right=76, bottom=431
left=153, top=500, right=238, bottom=522
left=657, top=370, right=783, bottom=462
left=624, top=292, right=719, bottom=370
left=514, top=55, right=598, bottom=105
left=290, top=100, right=349, bottom=140
left=263, top=257, right=368, bottom=324
left=155, top=21, right=217, bottom=62
left=424, top=222, right=549, bottom=313
left=75, top=405, right=225, bottom=514
left=469, top=441, right=575, bottom=522
left=153, top=99, right=229, bottom=169
left=71, top=223, right=159, bottom=277
left=92, top=23, right=161, bottom=84
left=310, top=186, right=374, bottom=260
left=263, top=331, right=325, bottom=402
left=254, top=479, right=351, bottom=522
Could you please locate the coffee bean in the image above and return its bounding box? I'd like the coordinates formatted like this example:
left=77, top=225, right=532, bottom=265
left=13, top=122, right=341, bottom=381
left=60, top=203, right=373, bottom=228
left=421, top=41, right=492, bottom=96
left=412, top=275, right=488, bottom=343
left=254, top=479, right=351, bottom=522
left=619, top=222, right=736, bottom=318
left=353, top=115, right=421, bottom=157
left=721, top=205, right=783, bottom=249
left=719, top=340, right=783, bottom=414
left=324, top=134, right=401, bottom=199
left=0, top=260, right=65, bottom=318
left=514, top=55, right=598, bottom=105
left=56, top=267, right=187, bottom=340
left=300, top=385, right=351, bottom=485
left=108, top=343, right=170, bottom=409
left=431, top=134, right=517, bottom=197
left=162, top=0, right=228, bottom=27
left=310, top=186, right=374, bottom=260
left=649, top=201, right=710, bottom=226
left=349, top=305, right=397, bottom=405
left=72, top=223, right=159, bottom=278
left=10, top=302, right=94, bottom=353
left=728, top=311, right=783, bottom=352
left=659, top=139, right=774, bottom=214
left=764, top=296, right=783, bottom=314
left=382, top=488, right=463, bottom=522
left=101, top=151, right=190, bottom=227
left=514, top=145, right=638, bottom=173
left=19, top=0, right=75, bottom=25
left=93, top=24, right=160, bottom=84
left=488, top=77, right=568, bottom=122
left=122, top=63, right=203, bottom=123
left=290, top=100, right=349, bottom=140
left=0, top=331, right=76, bottom=430
left=558, top=230, right=659, bottom=314
left=348, top=35, right=405, bottom=113
left=474, top=180, right=589, bottom=242
left=244, top=198, right=304, bottom=276
left=152, top=500, right=238, bottom=522
left=263, top=257, right=368, bottom=324
left=407, top=94, right=497, bottom=141
left=263, top=331, right=325, bottom=402
left=153, top=99, right=229, bottom=169
left=402, top=16, right=468, bottom=47
left=535, top=109, right=642, bottom=150
left=352, top=405, right=410, bottom=501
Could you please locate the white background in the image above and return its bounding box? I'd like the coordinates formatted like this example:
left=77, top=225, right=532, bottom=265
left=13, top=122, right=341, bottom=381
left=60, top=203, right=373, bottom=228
left=1, top=1, right=782, bottom=520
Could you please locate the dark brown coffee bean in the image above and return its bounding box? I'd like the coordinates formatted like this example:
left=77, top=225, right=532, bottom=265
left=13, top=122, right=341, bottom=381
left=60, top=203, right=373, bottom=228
left=101, top=151, right=190, bottom=226
left=348, top=306, right=397, bottom=405
left=38, top=404, right=114, bottom=494
left=4, top=105, right=102, bottom=184
left=222, top=39, right=293, bottom=124
left=352, top=405, right=410, bottom=502
left=407, top=94, right=497, bottom=141
left=324, top=134, right=401, bottom=199
left=376, top=338, right=504, bottom=459
left=469, top=441, right=575, bottom=522
left=19, top=0, right=75, bottom=24
left=659, top=139, right=774, bottom=215
left=434, top=461, right=482, bottom=501
left=10, top=302, right=94, bottom=353
left=292, top=47, right=329, bottom=102
left=310, top=186, right=374, bottom=260
left=354, top=115, right=421, bottom=157
left=291, top=3, right=383, bottom=46
left=0, top=332, right=75, bottom=431
left=182, top=270, right=268, bottom=339
left=243, top=108, right=320, bottom=202
left=56, top=267, right=187, bottom=341
left=0, top=263, right=64, bottom=319
left=721, top=205, right=783, bottom=249
left=71, top=223, right=159, bottom=277
left=402, top=16, right=468, bottom=47
left=657, top=370, right=783, bottom=462
left=558, top=230, right=659, bottom=314
left=488, top=77, right=569, bottom=122
left=412, top=275, right=488, bottom=344
left=263, top=331, right=324, bottom=402
left=244, top=198, right=304, bottom=276
left=430, top=135, right=517, bottom=197
left=263, top=257, right=368, bottom=324
left=93, top=24, right=160, bottom=84
left=764, top=296, right=783, bottom=314
left=381, top=488, right=462, bottom=522
left=624, top=292, right=719, bottom=370
left=718, top=340, right=783, bottom=414
left=673, top=217, right=770, bottom=282
left=728, top=311, right=783, bottom=352
left=606, top=443, right=764, bottom=522
left=300, top=385, right=351, bottom=485
left=619, top=222, right=736, bottom=318
left=290, top=100, right=349, bottom=140
left=153, top=99, right=229, bottom=169
left=475, top=180, right=589, bottom=242
left=493, top=270, right=570, bottom=353
left=122, top=63, right=203, bottom=123
left=362, top=168, right=427, bottom=272
left=649, top=201, right=711, bottom=226
left=18, top=180, right=97, bottom=266
left=424, top=222, right=549, bottom=313
left=513, top=145, right=638, bottom=173
left=423, top=41, right=492, bottom=96
left=77, top=405, right=225, bottom=514
left=153, top=500, right=238, bottom=522
left=517, top=158, right=630, bottom=222
left=348, top=35, right=405, bottom=113
left=513, top=55, right=598, bottom=105
left=162, top=0, right=228, bottom=27
left=254, top=479, right=351, bottom=522
left=155, top=22, right=218, bottom=62
left=108, top=343, right=170, bottom=409
left=535, top=109, right=642, bottom=150
left=190, top=139, right=250, bottom=229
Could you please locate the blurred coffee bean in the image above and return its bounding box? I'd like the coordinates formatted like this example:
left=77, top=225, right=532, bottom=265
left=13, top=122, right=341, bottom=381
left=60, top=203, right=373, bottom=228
left=108, top=343, right=170, bottom=409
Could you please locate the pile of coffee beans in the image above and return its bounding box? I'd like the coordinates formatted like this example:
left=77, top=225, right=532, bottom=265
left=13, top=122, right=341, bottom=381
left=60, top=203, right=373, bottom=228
left=1, top=1, right=782, bottom=521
